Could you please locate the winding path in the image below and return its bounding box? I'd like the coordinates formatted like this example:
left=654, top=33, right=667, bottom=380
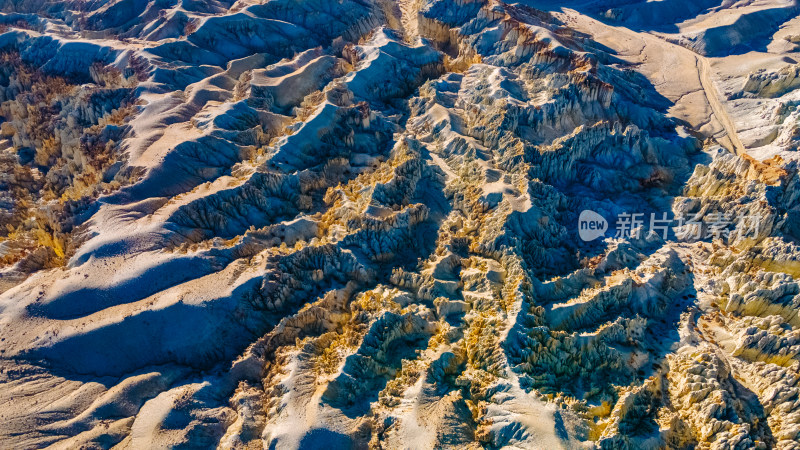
left=636, top=31, right=748, bottom=154
left=554, top=6, right=748, bottom=154
left=693, top=52, right=746, bottom=154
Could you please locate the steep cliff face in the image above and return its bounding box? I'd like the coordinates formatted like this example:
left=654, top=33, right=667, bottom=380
left=0, top=0, right=799, bottom=448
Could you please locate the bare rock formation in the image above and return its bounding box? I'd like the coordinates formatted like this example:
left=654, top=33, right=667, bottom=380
left=0, top=0, right=799, bottom=448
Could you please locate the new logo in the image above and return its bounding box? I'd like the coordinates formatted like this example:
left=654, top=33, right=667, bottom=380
left=578, top=210, right=607, bottom=241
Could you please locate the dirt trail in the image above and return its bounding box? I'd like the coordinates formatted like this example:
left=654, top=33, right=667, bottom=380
left=640, top=26, right=748, bottom=154
left=635, top=32, right=748, bottom=154
left=556, top=7, right=747, bottom=154
left=625, top=30, right=748, bottom=154
left=694, top=53, right=746, bottom=154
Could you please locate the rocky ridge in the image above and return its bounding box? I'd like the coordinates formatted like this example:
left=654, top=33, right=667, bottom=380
left=0, top=0, right=798, bottom=448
